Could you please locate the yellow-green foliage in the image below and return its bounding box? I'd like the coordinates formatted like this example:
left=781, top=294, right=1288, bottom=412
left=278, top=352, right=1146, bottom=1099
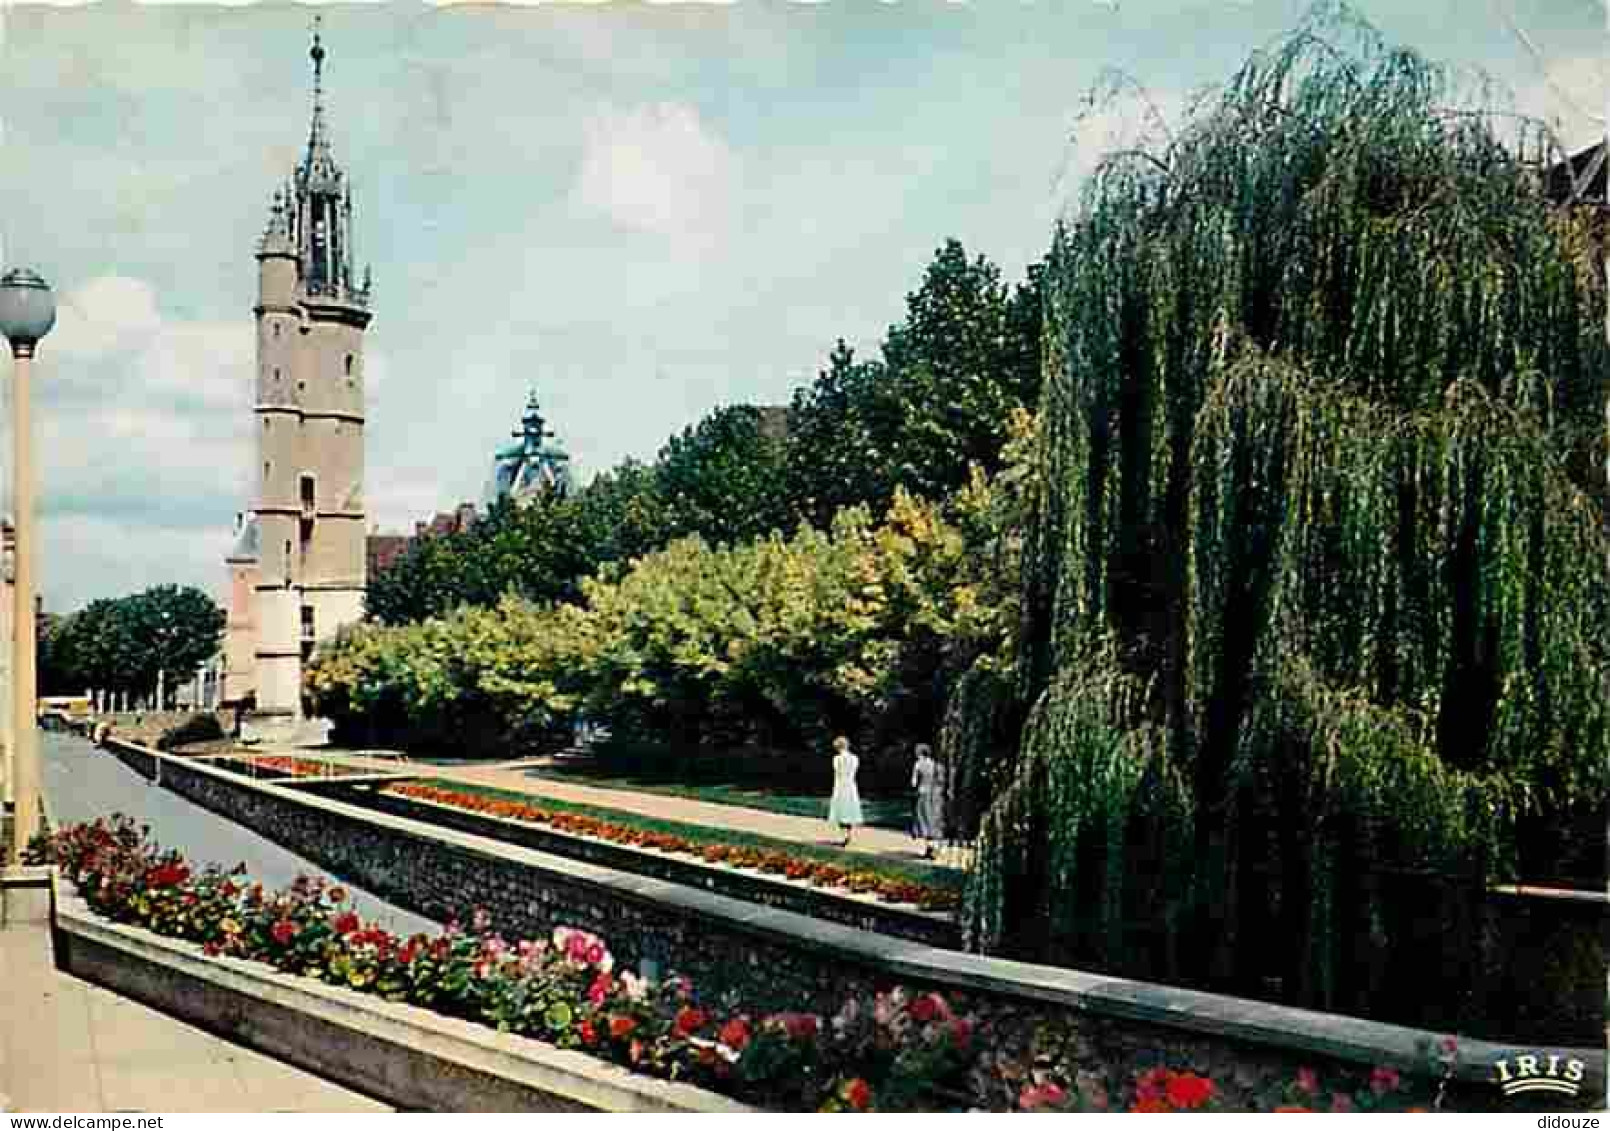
left=307, top=489, right=1000, bottom=749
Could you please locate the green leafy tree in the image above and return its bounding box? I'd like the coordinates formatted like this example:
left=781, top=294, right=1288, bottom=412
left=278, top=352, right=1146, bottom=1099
left=784, top=244, right=1044, bottom=526
left=566, top=459, right=675, bottom=566
left=40, top=585, right=223, bottom=699
left=654, top=404, right=793, bottom=547
left=366, top=493, right=592, bottom=626
left=879, top=241, right=1044, bottom=498
left=785, top=341, right=896, bottom=529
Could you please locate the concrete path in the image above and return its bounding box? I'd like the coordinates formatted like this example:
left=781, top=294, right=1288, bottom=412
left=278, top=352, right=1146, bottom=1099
left=0, top=919, right=388, bottom=1113
left=287, top=749, right=956, bottom=866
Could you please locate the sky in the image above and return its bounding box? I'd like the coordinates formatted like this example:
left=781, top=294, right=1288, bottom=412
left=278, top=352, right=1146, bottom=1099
left=0, top=0, right=1602, bottom=611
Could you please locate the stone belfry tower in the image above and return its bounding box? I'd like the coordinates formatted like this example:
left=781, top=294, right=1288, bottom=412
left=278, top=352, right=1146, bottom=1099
left=238, top=19, right=373, bottom=727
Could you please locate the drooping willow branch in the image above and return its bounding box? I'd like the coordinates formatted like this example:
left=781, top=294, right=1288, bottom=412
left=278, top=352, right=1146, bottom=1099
left=951, top=9, right=1610, bottom=1014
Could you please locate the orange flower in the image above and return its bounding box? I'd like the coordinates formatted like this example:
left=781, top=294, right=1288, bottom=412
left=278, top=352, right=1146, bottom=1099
left=1273, top=1106, right=1314, bottom=1113
left=609, top=1015, right=637, bottom=1040
left=1130, top=1097, right=1172, bottom=1113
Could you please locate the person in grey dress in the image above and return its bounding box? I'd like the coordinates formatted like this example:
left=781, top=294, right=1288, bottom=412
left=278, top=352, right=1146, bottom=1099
left=911, top=743, right=946, bottom=858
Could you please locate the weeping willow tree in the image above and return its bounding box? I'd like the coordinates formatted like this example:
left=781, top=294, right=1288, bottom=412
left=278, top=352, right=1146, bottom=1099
left=952, top=16, right=1610, bottom=1030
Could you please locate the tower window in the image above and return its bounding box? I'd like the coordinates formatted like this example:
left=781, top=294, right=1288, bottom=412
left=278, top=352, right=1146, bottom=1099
left=300, top=474, right=316, bottom=513
left=301, top=605, right=315, bottom=640
left=274, top=324, right=281, bottom=338
left=264, top=461, right=271, bottom=480
left=274, top=367, right=281, bottom=382
left=345, top=354, right=354, bottom=377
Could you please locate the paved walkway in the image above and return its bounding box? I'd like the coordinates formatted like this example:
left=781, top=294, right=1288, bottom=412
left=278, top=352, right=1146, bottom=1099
left=275, top=749, right=956, bottom=866
left=0, top=918, right=388, bottom=1113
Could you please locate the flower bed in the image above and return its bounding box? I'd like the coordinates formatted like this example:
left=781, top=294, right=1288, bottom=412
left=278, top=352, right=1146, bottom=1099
left=238, top=755, right=334, bottom=779
left=38, top=817, right=1465, bottom=1113
left=385, top=781, right=959, bottom=912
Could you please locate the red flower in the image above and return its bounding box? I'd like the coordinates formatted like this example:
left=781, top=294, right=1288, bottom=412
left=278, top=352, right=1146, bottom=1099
left=674, top=1006, right=708, bottom=1037
left=577, top=1020, right=597, bottom=1046
left=949, top=1017, right=973, bottom=1052
left=333, top=911, right=360, bottom=936
left=1165, top=1072, right=1215, bottom=1110
left=588, top=972, right=613, bottom=1006
left=1130, top=1098, right=1172, bottom=1113
left=270, top=919, right=298, bottom=945
left=718, top=1017, right=751, bottom=1052
left=608, top=1015, right=637, bottom=1040
left=782, top=1012, right=820, bottom=1041
left=1370, top=1066, right=1401, bottom=1096
left=147, top=862, right=190, bottom=888
left=1019, top=1082, right=1068, bottom=1111
left=844, top=1078, right=872, bottom=1111
left=908, top=993, right=940, bottom=1023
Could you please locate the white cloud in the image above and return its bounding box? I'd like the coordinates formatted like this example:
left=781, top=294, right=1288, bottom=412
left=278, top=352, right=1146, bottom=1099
left=571, top=102, right=737, bottom=247
left=45, top=275, right=253, bottom=412
left=1513, top=53, right=1605, bottom=148
left=52, top=276, right=162, bottom=358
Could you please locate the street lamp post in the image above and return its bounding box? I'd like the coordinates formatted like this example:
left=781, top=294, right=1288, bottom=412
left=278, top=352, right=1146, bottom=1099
left=0, top=268, right=56, bottom=865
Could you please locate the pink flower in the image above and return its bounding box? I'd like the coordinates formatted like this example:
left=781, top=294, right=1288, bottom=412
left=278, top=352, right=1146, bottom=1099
left=1330, top=1093, right=1353, bottom=1113
left=1370, top=1066, right=1400, bottom=1096
left=588, top=972, right=613, bottom=1006
left=1019, top=1083, right=1068, bottom=1111
left=1295, top=1067, right=1319, bottom=1096
left=270, top=919, right=298, bottom=945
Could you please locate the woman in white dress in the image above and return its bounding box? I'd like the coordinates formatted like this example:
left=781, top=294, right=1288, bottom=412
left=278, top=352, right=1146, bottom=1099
left=826, top=735, right=864, bottom=846
left=910, top=743, right=946, bottom=858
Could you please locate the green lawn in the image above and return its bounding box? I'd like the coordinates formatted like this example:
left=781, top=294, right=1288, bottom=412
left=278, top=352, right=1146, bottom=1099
left=523, top=764, right=915, bottom=831
left=405, top=777, right=964, bottom=895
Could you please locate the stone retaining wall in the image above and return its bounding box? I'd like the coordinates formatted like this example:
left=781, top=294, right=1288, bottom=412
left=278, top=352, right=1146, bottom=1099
left=99, top=738, right=1604, bottom=1110
left=340, top=783, right=959, bottom=947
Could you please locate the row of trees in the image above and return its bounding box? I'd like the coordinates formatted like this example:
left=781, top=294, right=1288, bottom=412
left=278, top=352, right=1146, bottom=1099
left=365, top=240, right=1043, bottom=625
left=41, top=584, right=224, bottom=701
left=310, top=474, right=1024, bottom=775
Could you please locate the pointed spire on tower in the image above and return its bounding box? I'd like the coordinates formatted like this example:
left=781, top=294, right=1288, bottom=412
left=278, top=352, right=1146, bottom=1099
left=300, top=14, right=340, bottom=192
